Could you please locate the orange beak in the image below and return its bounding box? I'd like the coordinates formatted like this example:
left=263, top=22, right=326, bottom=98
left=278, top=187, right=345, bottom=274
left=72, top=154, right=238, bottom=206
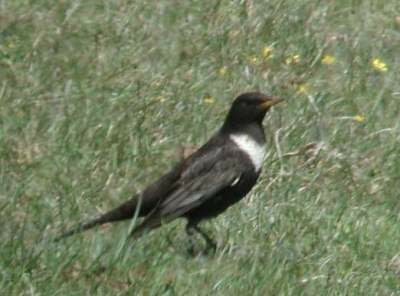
left=260, top=97, right=284, bottom=109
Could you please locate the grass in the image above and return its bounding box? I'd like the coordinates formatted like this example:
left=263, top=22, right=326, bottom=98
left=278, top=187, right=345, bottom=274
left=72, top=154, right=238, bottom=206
left=1, top=0, right=400, bottom=294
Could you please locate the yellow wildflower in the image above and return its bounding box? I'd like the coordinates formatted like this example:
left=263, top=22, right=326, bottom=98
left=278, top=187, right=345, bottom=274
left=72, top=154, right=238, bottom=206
left=285, top=54, right=300, bottom=65
left=297, top=83, right=309, bottom=94
left=262, top=46, right=273, bottom=59
left=204, top=95, right=214, bottom=104
left=218, top=66, right=228, bottom=76
left=156, top=96, right=166, bottom=103
left=371, top=58, right=388, bottom=72
left=248, top=55, right=258, bottom=65
left=354, top=114, right=365, bottom=123
left=321, top=54, right=335, bottom=65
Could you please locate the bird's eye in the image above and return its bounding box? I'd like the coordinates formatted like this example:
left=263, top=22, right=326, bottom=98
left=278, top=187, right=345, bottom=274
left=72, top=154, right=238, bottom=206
left=241, top=100, right=252, bottom=106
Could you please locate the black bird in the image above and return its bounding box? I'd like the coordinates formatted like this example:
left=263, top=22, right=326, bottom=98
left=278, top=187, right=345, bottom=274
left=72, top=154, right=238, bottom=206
left=55, top=92, right=283, bottom=251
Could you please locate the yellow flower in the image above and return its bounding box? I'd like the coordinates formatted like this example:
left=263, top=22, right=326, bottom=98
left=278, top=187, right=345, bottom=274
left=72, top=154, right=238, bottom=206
left=297, top=83, right=309, bottom=94
left=371, top=58, right=388, bottom=72
left=203, top=95, right=214, bottom=104
left=354, top=114, right=365, bottom=123
left=248, top=55, right=258, bottom=65
left=156, top=96, right=166, bottom=103
left=218, top=66, right=228, bottom=76
left=262, top=46, right=273, bottom=59
left=321, top=54, right=335, bottom=65
left=285, top=54, right=300, bottom=65
left=152, top=80, right=162, bottom=87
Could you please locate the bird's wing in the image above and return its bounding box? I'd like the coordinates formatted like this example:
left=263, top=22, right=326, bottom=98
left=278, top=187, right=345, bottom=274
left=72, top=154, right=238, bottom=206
left=131, top=145, right=244, bottom=235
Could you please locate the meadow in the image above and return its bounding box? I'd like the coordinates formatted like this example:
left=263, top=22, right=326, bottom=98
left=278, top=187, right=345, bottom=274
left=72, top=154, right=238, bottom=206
left=1, top=0, right=400, bottom=294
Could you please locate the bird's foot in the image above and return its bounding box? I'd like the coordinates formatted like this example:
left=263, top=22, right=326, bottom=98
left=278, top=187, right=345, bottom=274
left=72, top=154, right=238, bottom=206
left=185, top=223, right=218, bottom=257
left=186, top=245, right=196, bottom=257
left=204, top=241, right=217, bottom=255
left=185, top=240, right=217, bottom=257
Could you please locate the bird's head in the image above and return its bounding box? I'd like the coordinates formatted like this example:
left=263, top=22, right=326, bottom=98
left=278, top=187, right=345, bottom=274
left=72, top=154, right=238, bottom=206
left=222, top=92, right=283, bottom=130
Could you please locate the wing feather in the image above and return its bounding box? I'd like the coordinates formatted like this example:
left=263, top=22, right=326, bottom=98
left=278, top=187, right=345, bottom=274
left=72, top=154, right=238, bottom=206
left=130, top=145, right=244, bottom=236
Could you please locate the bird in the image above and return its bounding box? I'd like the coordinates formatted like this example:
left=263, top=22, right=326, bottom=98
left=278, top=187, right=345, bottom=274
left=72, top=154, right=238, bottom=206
left=55, top=92, right=283, bottom=252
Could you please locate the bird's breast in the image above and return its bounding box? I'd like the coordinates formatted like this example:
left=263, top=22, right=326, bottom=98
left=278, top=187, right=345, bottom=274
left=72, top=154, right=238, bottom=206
left=229, top=134, right=266, bottom=172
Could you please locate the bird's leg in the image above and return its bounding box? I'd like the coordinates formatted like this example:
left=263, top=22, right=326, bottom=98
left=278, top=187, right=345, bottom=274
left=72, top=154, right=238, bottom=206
left=185, top=223, right=197, bottom=256
left=192, top=224, right=217, bottom=253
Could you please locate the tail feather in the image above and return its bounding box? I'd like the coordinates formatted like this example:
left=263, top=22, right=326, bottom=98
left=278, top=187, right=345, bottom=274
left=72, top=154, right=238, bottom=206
left=53, top=217, right=104, bottom=242
left=54, top=197, right=140, bottom=242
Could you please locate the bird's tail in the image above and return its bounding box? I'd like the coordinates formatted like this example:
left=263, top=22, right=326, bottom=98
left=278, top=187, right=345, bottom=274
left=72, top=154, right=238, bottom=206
left=54, top=197, right=140, bottom=242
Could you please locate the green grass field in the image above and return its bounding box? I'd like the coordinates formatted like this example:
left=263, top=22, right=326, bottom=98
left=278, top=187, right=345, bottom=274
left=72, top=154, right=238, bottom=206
left=1, top=0, right=400, bottom=294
